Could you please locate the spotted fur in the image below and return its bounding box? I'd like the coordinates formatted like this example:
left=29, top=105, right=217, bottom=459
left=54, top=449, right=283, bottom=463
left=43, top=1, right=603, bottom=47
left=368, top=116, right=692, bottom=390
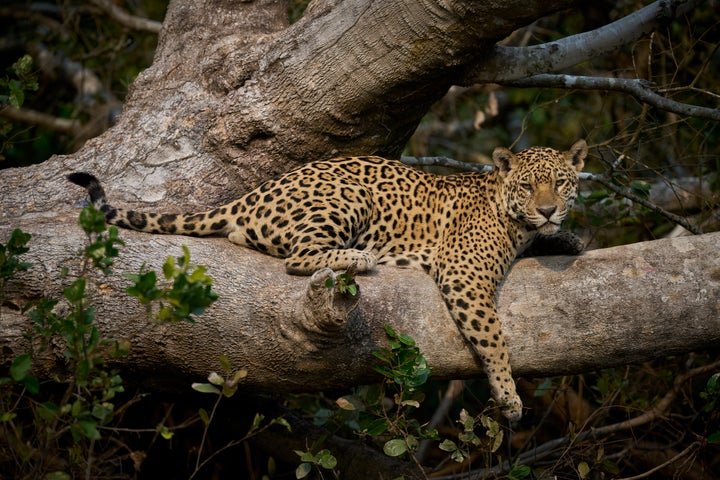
left=67, top=140, right=587, bottom=420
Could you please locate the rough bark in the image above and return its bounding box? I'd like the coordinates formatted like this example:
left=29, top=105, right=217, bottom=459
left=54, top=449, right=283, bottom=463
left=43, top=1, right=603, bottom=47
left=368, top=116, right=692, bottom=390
left=1, top=0, right=717, bottom=394
left=2, top=218, right=718, bottom=391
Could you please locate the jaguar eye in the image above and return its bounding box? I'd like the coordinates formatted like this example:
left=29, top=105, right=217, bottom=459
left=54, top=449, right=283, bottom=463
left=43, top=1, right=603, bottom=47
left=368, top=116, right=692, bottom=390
left=555, top=179, right=568, bottom=190
left=520, top=182, right=533, bottom=192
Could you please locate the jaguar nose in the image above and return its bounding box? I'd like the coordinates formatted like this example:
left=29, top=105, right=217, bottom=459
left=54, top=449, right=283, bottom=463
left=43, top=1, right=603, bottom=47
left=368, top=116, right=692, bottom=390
left=537, top=206, right=557, bottom=219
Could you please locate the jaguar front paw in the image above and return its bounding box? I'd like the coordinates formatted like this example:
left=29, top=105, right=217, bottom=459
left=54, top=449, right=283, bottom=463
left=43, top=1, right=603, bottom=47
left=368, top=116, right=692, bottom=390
left=500, top=394, right=523, bottom=422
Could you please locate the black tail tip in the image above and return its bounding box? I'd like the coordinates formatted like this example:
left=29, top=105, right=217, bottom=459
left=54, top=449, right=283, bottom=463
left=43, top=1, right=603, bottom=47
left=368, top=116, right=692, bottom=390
left=67, top=172, right=98, bottom=187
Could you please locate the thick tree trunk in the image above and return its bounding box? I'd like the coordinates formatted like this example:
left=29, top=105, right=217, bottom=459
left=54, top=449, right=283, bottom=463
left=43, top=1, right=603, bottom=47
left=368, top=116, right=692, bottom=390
left=1, top=218, right=718, bottom=391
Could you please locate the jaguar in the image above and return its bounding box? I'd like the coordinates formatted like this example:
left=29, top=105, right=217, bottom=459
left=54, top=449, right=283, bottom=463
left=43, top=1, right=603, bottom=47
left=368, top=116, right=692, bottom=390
left=68, top=139, right=587, bottom=420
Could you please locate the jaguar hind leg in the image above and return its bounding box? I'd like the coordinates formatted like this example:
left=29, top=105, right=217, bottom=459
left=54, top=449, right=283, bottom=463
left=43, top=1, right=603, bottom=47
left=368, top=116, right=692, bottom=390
left=378, top=248, right=434, bottom=273
left=281, top=212, right=378, bottom=275
left=284, top=247, right=377, bottom=275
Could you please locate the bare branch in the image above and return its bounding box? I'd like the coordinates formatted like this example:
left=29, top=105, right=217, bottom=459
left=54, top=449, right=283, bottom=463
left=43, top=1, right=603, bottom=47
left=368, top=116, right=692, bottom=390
left=400, top=155, right=491, bottom=173
left=0, top=106, right=81, bottom=134
left=501, top=74, right=720, bottom=121
left=400, top=156, right=706, bottom=235
left=89, top=0, right=162, bottom=34
left=464, top=0, right=702, bottom=84
left=585, top=172, right=704, bottom=235
left=28, top=43, right=119, bottom=106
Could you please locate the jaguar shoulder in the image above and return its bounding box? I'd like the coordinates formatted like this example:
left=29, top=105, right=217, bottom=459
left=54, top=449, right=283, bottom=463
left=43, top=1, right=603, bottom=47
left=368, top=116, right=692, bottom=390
left=67, top=139, right=588, bottom=421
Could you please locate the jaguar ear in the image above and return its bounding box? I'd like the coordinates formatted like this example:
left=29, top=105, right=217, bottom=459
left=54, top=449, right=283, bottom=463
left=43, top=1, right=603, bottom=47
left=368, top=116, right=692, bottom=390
left=492, top=146, right=518, bottom=178
left=566, top=139, right=587, bottom=172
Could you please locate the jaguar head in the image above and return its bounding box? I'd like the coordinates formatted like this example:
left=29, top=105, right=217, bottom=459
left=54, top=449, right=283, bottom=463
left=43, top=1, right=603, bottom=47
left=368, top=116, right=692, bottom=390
left=493, top=140, right=587, bottom=235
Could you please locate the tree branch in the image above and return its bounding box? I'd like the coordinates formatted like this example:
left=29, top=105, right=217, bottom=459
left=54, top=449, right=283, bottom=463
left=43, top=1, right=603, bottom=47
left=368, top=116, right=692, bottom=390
left=1, top=217, right=718, bottom=395
left=585, top=172, right=704, bottom=235
left=464, top=0, right=701, bottom=84
left=400, top=156, right=708, bottom=235
left=501, top=74, right=720, bottom=121
left=400, top=155, right=492, bottom=173
left=0, top=106, right=81, bottom=134
left=89, top=0, right=162, bottom=34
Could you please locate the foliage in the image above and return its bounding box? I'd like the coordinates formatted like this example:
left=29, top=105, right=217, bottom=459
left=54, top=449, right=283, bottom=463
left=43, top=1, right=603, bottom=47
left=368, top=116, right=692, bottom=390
left=0, top=0, right=165, bottom=167
left=340, top=324, right=437, bottom=460
left=0, top=206, right=224, bottom=478
left=294, top=448, right=338, bottom=479
left=301, top=325, right=536, bottom=478
left=701, top=373, right=720, bottom=444
left=0, top=55, right=38, bottom=109
left=1, top=212, right=130, bottom=478
left=0, top=228, right=32, bottom=291
left=190, top=355, right=290, bottom=479
left=125, top=245, right=219, bottom=323
left=325, top=269, right=359, bottom=297
left=78, top=203, right=125, bottom=274
left=0, top=55, right=39, bottom=161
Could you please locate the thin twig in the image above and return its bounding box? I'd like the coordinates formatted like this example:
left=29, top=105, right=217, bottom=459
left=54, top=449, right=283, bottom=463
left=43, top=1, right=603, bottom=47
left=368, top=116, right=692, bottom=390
left=89, top=0, right=162, bottom=33
left=585, top=173, right=703, bottom=235
left=416, top=379, right=464, bottom=463
left=400, top=156, right=491, bottom=173
left=399, top=156, right=703, bottom=234
left=501, top=74, right=720, bottom=121
left=431, top=359, right=720, bottom=480
left=613, top=441, right=701, bottom=480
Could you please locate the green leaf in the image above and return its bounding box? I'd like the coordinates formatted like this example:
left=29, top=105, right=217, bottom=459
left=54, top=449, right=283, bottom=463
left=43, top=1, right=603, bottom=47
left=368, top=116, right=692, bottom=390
left=630, top=180, right=651, bottom=199
left=273, top=416, right=292, bottom=432
left=383, top=438, right=407, bottom=457
left=159, top=425, right=174, bottom=440
left=163, top=255, right=176, bottom=280
left=1, top=412, right=17, bottom=422
left=397, top=333, right=416, bottom=346
left=92, top=402, right=114, bottom=422
left=251, top=413, right=266, bottom=430
left=77, top=419, right=101, bottom=440
left=198, top=408, right=210, bottom=426
left=207, top=372, right=224, bottom=386
left=439, top=439, right=457, bottom=452
left=8, top=228, right=31, bottom=255
left=219, top=354, right=232, bottom=373
left=578, top=461, right=591, bottom=479
left=451, top=449, right=466, bottom=463
left=23, top=374, right=40, bottom=395
left=10, top=353, right=32, bottom=381
left=361, top=417, right=389, bottom=436
left=37, top=402, right=58, bottom=422
left=316, top=450, right=337, bottom=469
left=192, top=382, right=220, bottom=395
left=63, top=278, right=86, bottom=302
left=13, top=54, right=35, bottom=77
left=79, top=205, right=107, bottom=234
left=708, top=431, right=720, bottom=444
left=295, top=462, right=312, bottom=479
left=508, top=464, right=532, bottom=479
